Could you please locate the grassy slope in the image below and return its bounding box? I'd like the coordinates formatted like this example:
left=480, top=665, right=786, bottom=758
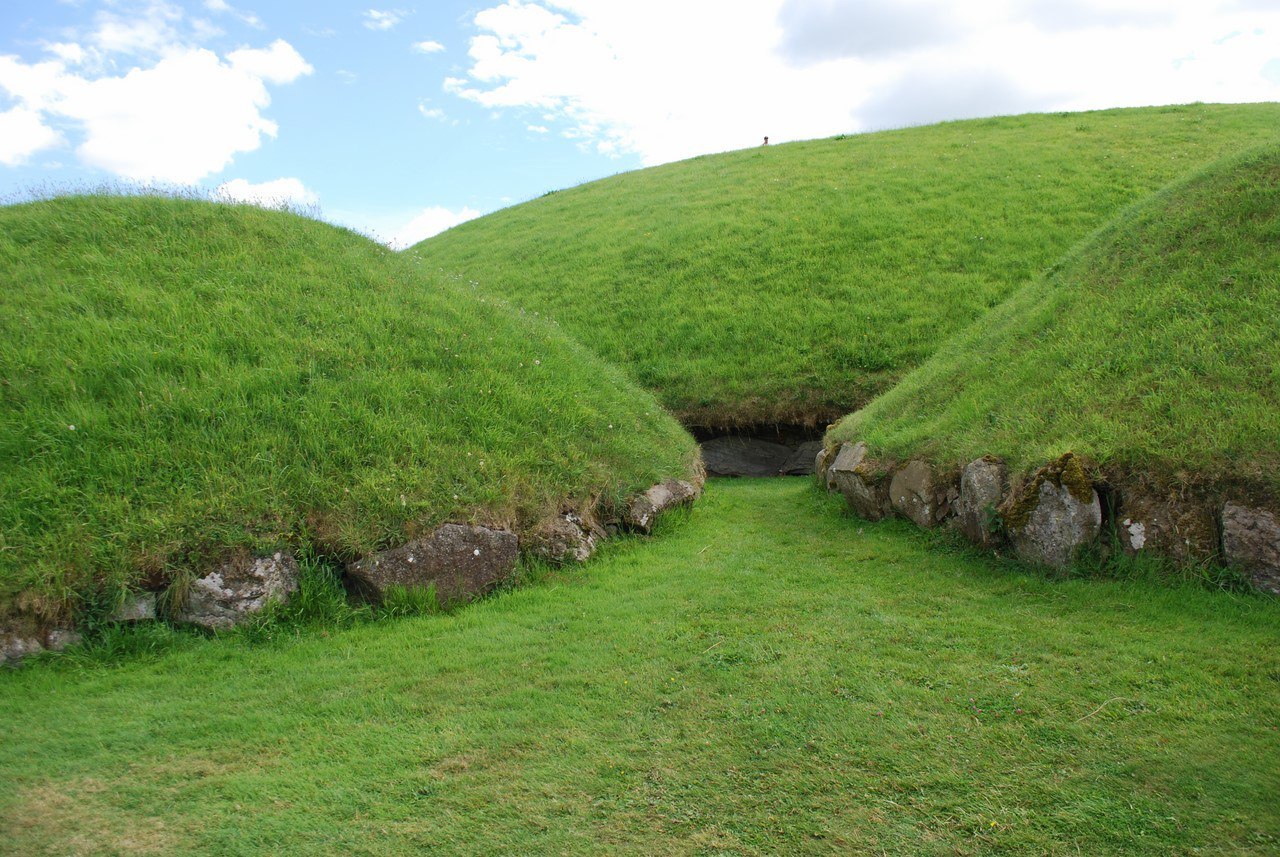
left=413, top=103, right=1280, bottom=427
left=0, top=195, right=698, bottom=619
left=829, top=145, right=1280, bottom=495
left=2, top=479, right=1277, bottom=855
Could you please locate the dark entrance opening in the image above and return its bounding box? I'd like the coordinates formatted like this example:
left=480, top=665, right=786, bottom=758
left=689, top=424, right=825, bottom=477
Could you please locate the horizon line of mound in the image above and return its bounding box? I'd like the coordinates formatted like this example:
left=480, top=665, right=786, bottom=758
left=411, top=102, right=1280, bottom=429
left=0, top=194, right=703, bottom=664
left=819, top=144, right=1280, bottom=592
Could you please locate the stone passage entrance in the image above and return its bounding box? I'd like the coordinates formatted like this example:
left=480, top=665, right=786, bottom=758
left=691, top=425, right=824, bottom=477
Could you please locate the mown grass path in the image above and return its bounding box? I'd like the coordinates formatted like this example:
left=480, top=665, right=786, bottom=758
left=2, top=480, right=1277, bottom=854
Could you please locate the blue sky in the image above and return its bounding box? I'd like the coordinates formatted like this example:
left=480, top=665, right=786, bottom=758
left=2, top=1, right=1278, bottom=247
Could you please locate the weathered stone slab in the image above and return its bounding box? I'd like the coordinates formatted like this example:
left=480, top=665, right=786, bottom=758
left=890, top=460, right=942, bottom=529
left=780, top=441, right=825, bottom=476
left=526, top=510, right=606, bottom=564
left=624, top=479, right=701, bottom=534
left=958, top=457, right=1007, bottom=547
left=829, top=442, right=894, bottom=521
left=1001, top=454, right=1101, bottom=569
left=176, top=552, right=299, bottom=630
left=815, top=445, right=836, bottom=491
left=701, top=437, right=793, bottom=477
left=1222, top=503, right=1280, bottom=595
left=347, top=524, right=518, bottom=606
left=111, top=592, right=157, bottom=623
left=1113, top=485, right=1218, bottom=565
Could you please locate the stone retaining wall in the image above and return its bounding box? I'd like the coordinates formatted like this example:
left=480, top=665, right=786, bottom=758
left=1, top=475, right=705, bottom=665
left=818, top=442, right=1280, bottom=595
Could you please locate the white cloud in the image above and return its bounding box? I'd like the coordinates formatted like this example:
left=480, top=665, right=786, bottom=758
left=527, top=124, right=549, bottom=133
left=447, top=0, right=1280, bottom=166
left=204, top=0, right=265, bottom=29
left=777, top=0, right=967, bottom=63
left=215, top=177, right=318, bottom=207
left=0, top=17, right=312, bottom=184
left=0, top=107, right=63, bottom=166
left=418, top=102, right=451, bottom=121
left=364, top=9, right=406, bottom=31
left=45, top=43, right=87, bottom=65
left=388, top=206, right=483, bottom=248
left=227, top=39, right=312, bottom=84
left=413, top=40, right=446, bottom=53
left=90, top=1, right=185, bottom=56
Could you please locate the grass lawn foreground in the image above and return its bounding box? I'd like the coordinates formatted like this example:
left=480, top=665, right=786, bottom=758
left=2, top=479, right=1277, bottom=855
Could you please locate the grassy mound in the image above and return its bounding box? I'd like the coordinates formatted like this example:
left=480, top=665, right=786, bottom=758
left=828, top=145, right=1280, bottom=496
left=412, top=103, right=1280, bottom=427
left=0, top=195, right=699, bottom=620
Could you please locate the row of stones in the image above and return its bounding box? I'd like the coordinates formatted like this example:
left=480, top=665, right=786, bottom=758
left=817, top=442, right=1280, bottom=595
left=0, top=478, right=703, bottom=664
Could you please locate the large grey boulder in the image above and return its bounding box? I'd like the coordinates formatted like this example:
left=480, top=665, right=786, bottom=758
left=1001, top=454, right=1101, bottom=570
left=624, top=479, right=701, bottom=534
left=780, top=441, right=825, bottom=476
left=701, top=437, right=793, bottom=477
left=347, top=524, right=518, bottom=606
left=1, top=616, right=81, bottom=665
left=1114, top=485, right=1218, bottom=565
left=889, top=460, right=947, bottom=529
left=176, top=552, right=299, bottom=630
left=829, top=442, right=894, bottom=521
left=1222, top=503, right=1280, bottom=595
left=958, top=457, right=1008, bottom=547
left=525, top=510, right=606, bottom=564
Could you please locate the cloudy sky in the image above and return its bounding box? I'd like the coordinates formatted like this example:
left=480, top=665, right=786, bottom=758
left=1, top=0, right=1277, bottom=247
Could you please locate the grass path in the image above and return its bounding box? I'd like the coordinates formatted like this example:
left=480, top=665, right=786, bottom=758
left=2, top=479, right=1278, bottom=854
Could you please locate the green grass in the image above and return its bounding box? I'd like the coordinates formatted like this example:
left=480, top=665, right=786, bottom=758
left=0, top=194, right=699, bottom=622
left=413, top=103, right=1280, bottom=427
left=2, top=479, right=1277, bottom=854
left=829, top=144, right=1280, bottom=496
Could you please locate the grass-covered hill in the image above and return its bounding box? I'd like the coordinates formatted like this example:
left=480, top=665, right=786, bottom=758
left=413, top=103, right=1280, bottom=428
left=0, top=195, right=699, bottom=621
left=828, top=144, right=1280, bottom=497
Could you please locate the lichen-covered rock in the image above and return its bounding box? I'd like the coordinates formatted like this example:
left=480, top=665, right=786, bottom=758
left=958, top=457, right=1008, bottom=547
left=175, top=552, right=299, bottom=630
left=701, top=436, right=793, bottom=477
left=347, top=524, right=518, bottom=606
left=829, top=442, right=894, bottom=521
left=1, top=616, right=81, bottom=665
left=815, top=445, right=836, bottom=491
left=1222, top=503, right=1280, bottom=595
left=1001, top=454, right=1101, bottom=569
left=889, top=460, right=946, bottom=529
left=526, top=510, right=606, bottom=564
left=111, top=592, right=158, bottom=623
left=624, top=479, right=701, bottom=534
left=1113, top=485, right=1218, bottom=564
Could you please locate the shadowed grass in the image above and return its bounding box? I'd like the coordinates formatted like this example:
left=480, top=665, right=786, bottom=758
left=1, top=479, right=1277, bottom=854
left=413, top=103, right=1280, bottom=426
left=0, top=195, right=699, bottom=621
left=829, top=144, right=1280, bottom=496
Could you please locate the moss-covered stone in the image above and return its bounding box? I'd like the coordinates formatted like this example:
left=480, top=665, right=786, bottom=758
left=1001, top=453, right=1096, bottom=531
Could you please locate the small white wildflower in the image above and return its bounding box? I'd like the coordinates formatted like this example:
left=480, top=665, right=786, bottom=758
left=67, top=424, right=75, bottom=431
left=473, top=548, right=481, bottom=556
